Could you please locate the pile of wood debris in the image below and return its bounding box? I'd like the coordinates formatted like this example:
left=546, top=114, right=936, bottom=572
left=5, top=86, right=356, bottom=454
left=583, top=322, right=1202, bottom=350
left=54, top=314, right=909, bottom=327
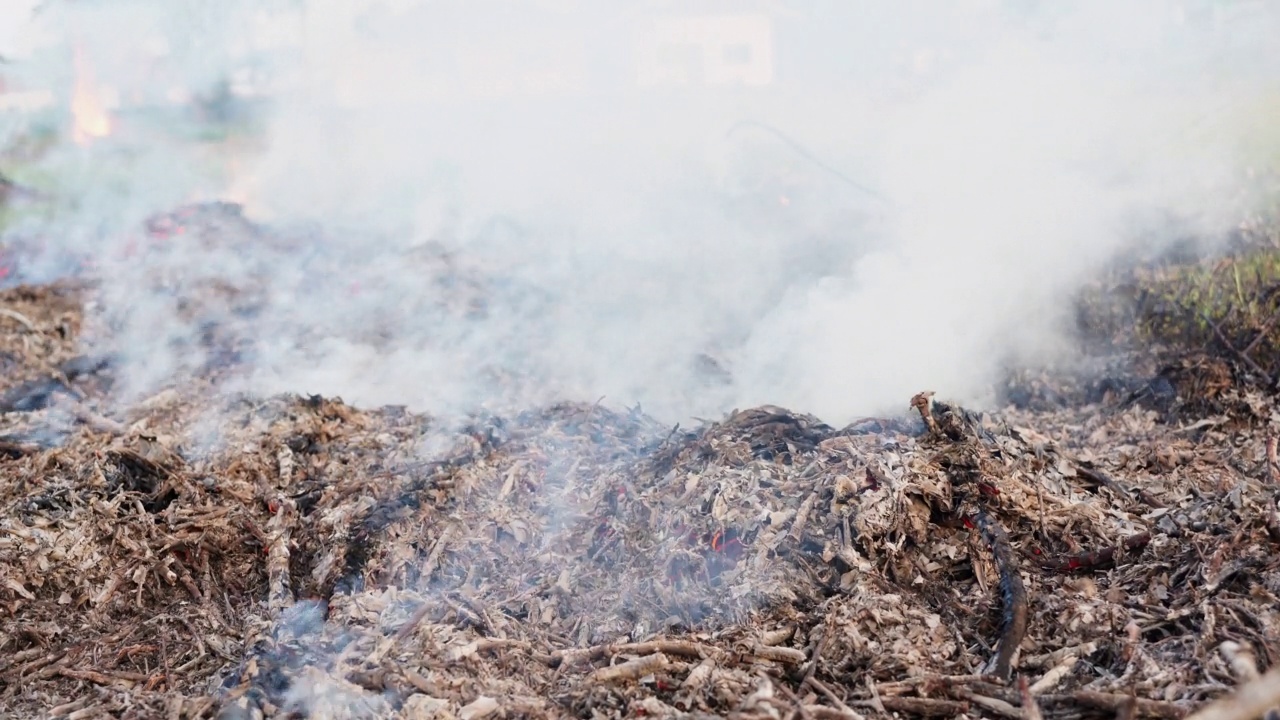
left=3, top=247, right=1280, bottom=719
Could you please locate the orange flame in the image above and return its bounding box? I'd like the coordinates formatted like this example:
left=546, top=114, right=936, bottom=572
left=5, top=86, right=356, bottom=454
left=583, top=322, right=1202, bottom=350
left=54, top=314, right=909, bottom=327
left=71, top=45, right=112, bottom=146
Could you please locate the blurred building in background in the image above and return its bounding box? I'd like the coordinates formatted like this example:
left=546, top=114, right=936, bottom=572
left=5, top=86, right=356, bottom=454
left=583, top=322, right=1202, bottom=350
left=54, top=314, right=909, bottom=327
left=0, top=1, right=1274, bottom=131
left=635, top=12, right=774, bottom=88
left=1, top=0, right=784, bottom=115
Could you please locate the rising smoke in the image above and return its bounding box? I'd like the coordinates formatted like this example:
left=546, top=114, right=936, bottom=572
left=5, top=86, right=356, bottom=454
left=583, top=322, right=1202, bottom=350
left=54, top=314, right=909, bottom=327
left=3, top=0, right=1279, bottom=426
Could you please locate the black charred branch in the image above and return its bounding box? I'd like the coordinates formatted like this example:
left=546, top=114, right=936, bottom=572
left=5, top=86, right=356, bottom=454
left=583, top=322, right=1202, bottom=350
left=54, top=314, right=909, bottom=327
left=973, top=510, right=1028, bottom=680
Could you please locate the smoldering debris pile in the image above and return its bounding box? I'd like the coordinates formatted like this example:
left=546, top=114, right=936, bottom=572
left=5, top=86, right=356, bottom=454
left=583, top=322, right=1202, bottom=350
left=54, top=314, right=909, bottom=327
left=3, top=215, right=1280, bottom=720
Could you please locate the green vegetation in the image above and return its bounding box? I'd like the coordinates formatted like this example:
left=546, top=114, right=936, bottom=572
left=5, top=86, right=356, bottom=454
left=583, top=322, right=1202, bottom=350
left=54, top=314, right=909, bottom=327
left=1077, top=230, right=1280, bottom=388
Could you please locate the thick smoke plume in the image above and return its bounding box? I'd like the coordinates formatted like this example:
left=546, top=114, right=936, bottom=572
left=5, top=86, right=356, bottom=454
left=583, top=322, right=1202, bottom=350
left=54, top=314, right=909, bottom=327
left=3, top=0, right=1280, bottom=426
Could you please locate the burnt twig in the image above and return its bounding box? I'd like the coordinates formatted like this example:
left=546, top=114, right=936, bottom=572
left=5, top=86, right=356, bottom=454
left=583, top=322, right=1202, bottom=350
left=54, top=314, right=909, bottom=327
left=1265, top=438, right=1280, bottom=543
left=876, top=674, right=997, bottom=695
left=1018, top=677, right=1044, bottom=720
left=1241, top=304, right=1280, bottom=357
left=772, top=675, right=816, bottom=720
left=852, top=696, right=970, bottom=717
left=1204, top=313, right=1274, bottom=387
left=1267, top=437, right=1278, bottom=485
left=974, top=510, right=1028, bottom=680
left=805, top=676, right=860, bottom=718
left=1075, top=463, right=1165, bottom=508
left=1046, top=690, right=1188, bottom=719
left=1036, top=532, right=1152, bottom=573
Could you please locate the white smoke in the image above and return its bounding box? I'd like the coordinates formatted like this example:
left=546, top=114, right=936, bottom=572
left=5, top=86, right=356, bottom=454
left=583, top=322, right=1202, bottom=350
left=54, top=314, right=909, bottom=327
left=3, top=0, right=1279, bottom=425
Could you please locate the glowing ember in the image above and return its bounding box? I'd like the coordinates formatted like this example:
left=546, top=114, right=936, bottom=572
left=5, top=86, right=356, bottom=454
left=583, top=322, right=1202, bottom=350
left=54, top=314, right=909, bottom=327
left=70, top=45, right=113, bottom=146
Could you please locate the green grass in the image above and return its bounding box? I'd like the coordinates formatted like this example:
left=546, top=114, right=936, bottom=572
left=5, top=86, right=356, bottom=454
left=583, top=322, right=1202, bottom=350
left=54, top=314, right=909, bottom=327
left=1077, top=233, right=1280, bottom=386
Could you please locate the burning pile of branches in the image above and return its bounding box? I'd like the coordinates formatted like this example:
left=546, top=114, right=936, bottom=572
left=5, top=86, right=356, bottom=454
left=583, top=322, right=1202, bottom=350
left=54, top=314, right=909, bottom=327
left=2, top=211, right=1280, bottom=720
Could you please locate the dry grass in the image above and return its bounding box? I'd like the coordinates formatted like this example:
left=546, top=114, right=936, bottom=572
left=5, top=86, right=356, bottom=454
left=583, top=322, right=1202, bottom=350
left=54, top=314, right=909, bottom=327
left=2, top=209, right=1280, bottom=719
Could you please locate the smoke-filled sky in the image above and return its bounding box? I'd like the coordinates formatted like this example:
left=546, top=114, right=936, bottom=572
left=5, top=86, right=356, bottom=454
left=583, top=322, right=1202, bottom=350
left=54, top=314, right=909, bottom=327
left=3, top=0, right=1279, bottom=426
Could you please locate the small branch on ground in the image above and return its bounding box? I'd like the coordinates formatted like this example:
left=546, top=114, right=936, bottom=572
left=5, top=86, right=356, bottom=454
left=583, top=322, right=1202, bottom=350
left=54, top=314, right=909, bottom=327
left=0, top=308, right=35, bottom=332
left=1240, top=304, right=1280, bottom=357
left=1075, top=463, right=1165, bottom=508
left=850, top=695, right=970, bottom=717
left=587, top=652, right=670, bottom=684
left=1036, top=532, right=1152, bottom=574
left=265, top=499, right=296, bottom=616
left=1265, top=437, right=1280, bottom=542
left=1267, top=437, right=1278, bottom=485
left=805, top=676, right=860, bottom=718
left=1018, top=677, right=1045, bottom=720
left=962, top=692, right=1022, bottom=718
left=390, top=601, right=433, bottom=648
left=876, top=674, right=996, bottom=695
left=1028, top=649, right=1081, bottom=694
left=553, top=639, right=712, bottom=668
left=974, top=510, right=1028, bottom=680
left=1204, top=312, right=1274, bottom=387
left=1045, top=690, right=1188, bottom=719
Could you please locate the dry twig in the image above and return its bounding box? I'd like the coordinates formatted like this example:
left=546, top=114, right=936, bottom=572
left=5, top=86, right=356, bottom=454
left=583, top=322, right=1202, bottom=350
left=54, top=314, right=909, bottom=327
left=1019, top=677, right=1045, bottom=720
left=876, top=674, right=995, bottom=694
left=803, top=705, right=865, bottom=720
left=554, top=639, right=710, bottom=668
left=1027, top=650, right=1080, bottom=694
left=856, top=696, right=970, bottom=717
left=752, top=644, right=807, bottom=666
left=587, top=653, right=670, bottom=684
left=1265, top=437, right=1280, bottom=542
left=1023, top=643, right=1097, bottom=671
left=963, top=692, right=1022, bottom=718
left=0, top=307, right=35, bottom=331
left=1045, top=691, right=1187, bottom=719
left=805, top=676, right=858, bottom=718
left=1036, top=532, right=1152, bottom=573
left=1185, top=664, right=1280, bottom=720
left=1204, top=313, right=1274, bottom=386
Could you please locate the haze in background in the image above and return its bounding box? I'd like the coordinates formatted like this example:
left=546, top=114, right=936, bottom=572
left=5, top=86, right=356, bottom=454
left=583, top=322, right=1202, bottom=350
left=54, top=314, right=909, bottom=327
left=3, top=0, right=1279, bottom=425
